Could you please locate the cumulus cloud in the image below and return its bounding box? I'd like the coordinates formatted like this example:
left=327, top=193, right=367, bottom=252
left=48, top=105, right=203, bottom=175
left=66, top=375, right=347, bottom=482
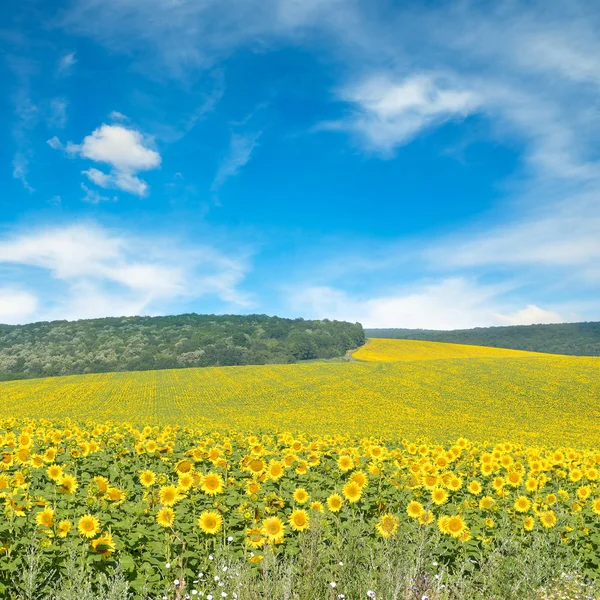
left=0, top=289, right=38, bottom=325
left=52, top=124, right=162, bottom=196
left=0, top=223, right=252, bottom=322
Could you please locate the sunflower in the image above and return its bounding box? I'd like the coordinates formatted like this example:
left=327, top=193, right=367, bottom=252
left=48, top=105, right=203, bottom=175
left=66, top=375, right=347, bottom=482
left=592, top=498, right=600, bottom=516
left=577, top=485, right=591, bottom=500
left=326, top=494, right=343, bottom=513
left=289, top=509, right=310, bottom=532
left=342, top=481, right=362, bottom=503
left=447, top=476, right=463, bottom=491
left=406, top=501, right=424, bottom=519
left=105, top=487, right=126, bottom=502
left=262, top=516, right=285, bottom=544
left=479, top=496, right=495, bottom=510
left=139, top=470, right=156, bottom=487
left=437, top=516, right=450, bottom=534
left=157, top=507, right=175, bottom=528
left=293, top=488, right=309, bottom=504
left=431, top=488, right=448, bottom=506
left=57, top=520, right=71, bottom=538
left=523, top=516, right=535, bottom=531
left=540, top=510, right=557, bottom=528
left=47, top=464, right=63, bottom=482
left=445, top=515, right=468, bottom=538
left=198, top=510, right=223, bottom=535
left=514, top=496, right=531, bottom=513
left=337, top=455, right=354, bottom=472
left=90, top=532, right=116, bottom=558
left=36, top=507, right=54, bottom=528
left=246, top=480, right=261, bottom=496
left=158, top=485, right=182, bottom=506
left=94, top=476, right=109, bottom=494
left=310, top=501, right=324, bottom=513
left=422, top=473, right=439, bottom=490
left=376, top=513, right=399, bottom=539
left=525, top=478, right=538, bottom=492
left=505, top=471, right=523, bottom=487
left=349, top=470, right=368, bottom=488
left=246, top=527, right=265, bottom=549
left=467, top=480, right=482, bottom=495
left=201, top=473, right=224, bottom=495
left=267, top=460, right=285, bottom=481
left=175, top=459, right=193, bottom=474
left=178, top=473, right=194, bottom=490
left=419, top=509, right=435, bottom=525
left=58, top=474, right=78, bottom=495
left=77, top=514, right=100, bottom=538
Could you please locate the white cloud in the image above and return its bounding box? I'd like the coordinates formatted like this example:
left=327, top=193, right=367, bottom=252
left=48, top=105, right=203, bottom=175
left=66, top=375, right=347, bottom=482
left=0, top=289, right=38, bottom=325
left=58, top=52, right=77, bottom=74
left=211, top=131, right=261, bottom=191
left=0, top=223, right=253, bottom=322
left=494, top=305, right=564, bottom=326
left=48, top=98, right=68, bottom=128
left=67, top=124, right=160, bottom=170
left=47, top=136, right=63, bottom=150
left=81, top=182, right=117, bottom=204
left=292, top=278, right=508, bottom=330
left=291, top=279, right=576, bottom=329
left=109, top=111, right=128, bottom=121
left=329, top=74, right=480, bottom=154
left=56, top=124, right=161, bottom=196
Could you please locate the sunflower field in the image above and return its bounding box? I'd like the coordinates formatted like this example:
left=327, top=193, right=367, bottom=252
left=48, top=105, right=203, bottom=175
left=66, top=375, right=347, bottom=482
left=1, top=340, right=600, bottom=599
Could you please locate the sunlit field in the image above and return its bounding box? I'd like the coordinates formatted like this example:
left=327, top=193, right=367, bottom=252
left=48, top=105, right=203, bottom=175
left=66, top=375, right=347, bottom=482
left=2, top=340, right=600, bottom=599
left=352, top=337, right=553, bottom=362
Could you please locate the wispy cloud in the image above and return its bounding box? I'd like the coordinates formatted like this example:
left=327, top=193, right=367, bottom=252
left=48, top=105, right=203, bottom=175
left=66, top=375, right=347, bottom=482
left=325, top=74, right=480, bottom=155
left=290, top=278, right=570, bottom=330
left=57, top=51, right=76, bottom=74
left=211, top=131, right=261, bottom=192
left=0, top=222, right=253, bottom=323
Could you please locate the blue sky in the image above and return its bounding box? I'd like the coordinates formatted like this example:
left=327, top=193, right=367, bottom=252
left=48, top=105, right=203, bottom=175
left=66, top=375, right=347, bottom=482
left=2, top=0, right=600, bottom=328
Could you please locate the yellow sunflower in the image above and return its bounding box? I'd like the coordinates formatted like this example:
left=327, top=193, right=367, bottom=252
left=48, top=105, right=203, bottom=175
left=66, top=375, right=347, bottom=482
left=326, top=494, right=343, bottom=513
left=201, top=473, right=224, bottom=496
left=342, top=481, right=362, bottom=503
left=77, top=514, right=100, bottom=538
left=157, top=507, right=175, bottom=528
left=262, top=516, right=285, bottom=544
left=289, top=509, right=310, bottom=532
left=198, top=510, right=223, bottom=535
left=375, top=513, right=399, bottom=539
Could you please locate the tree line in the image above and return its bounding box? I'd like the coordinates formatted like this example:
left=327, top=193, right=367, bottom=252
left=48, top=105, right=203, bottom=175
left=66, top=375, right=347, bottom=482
left=366, top=321, right=600, bottom=356
left=0, top=314, right=365, bottom=381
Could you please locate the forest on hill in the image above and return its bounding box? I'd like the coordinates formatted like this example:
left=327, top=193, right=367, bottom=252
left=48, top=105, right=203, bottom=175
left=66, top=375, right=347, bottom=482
left=0, top=314, right=365, bottom=381
left=365, top=321, right=600, bottom=356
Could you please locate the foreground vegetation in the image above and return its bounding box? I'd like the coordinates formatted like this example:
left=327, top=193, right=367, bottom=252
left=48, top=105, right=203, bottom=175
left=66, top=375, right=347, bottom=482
left=366, top=321, right=600, bottom=356
left=2, top=340, right=599, bottom=598
left=3, top=420, right=600, bottom=599
left=0, top=314, right=365, bottom=381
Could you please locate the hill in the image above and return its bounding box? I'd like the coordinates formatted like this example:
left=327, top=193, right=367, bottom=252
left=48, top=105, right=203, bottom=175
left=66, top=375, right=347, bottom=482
left=352, top=338, right=553, bottom=361
left=365, top=321, right=600, bottom=356
left=0, top=313, right=365, bottom=381
left=1, top=340, right=598, bottom=445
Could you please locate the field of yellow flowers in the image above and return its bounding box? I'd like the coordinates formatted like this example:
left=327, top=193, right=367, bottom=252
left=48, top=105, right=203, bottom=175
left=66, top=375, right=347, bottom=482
left=1, top=339, right=600, bottom=598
